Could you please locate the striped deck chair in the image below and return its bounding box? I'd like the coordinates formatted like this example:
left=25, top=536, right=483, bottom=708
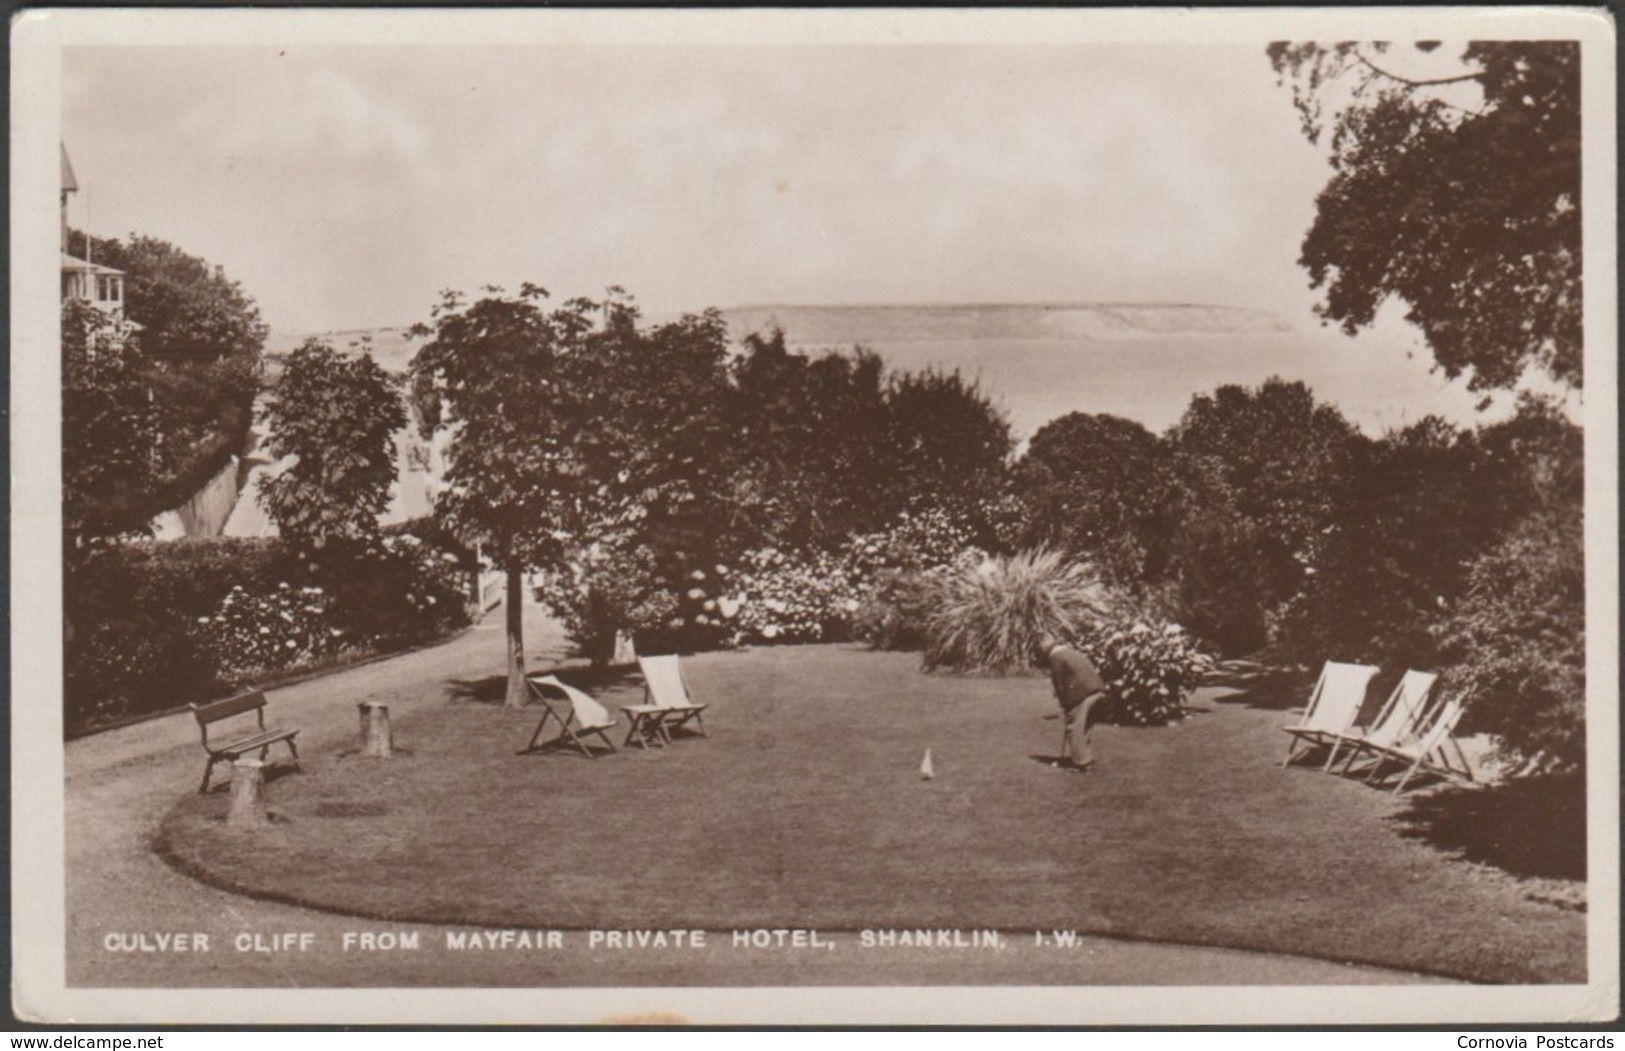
left=1326, top=669, right=1439, bottom=775
left=1362, top=695, right=1475, bottom=793
left=1280, top=661, right=1379, bottom=768
left=521, top=674, right=618, bottom=759
left=622, top=654, right=709, bottom=749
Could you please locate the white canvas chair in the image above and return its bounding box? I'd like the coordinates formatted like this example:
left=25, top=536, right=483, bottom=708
left=521, top=674, right=618, bottom=759
left=1326, top=669, right=1439, bottom=774
left=1361, top=695, right=1475, bottom=793
left=1280, top=661, right=1379, bottom=768
left=622, top=654, right=708, bottom=749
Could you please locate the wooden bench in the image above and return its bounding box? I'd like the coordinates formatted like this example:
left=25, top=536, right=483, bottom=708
left=190, top=691, right=301, bottom=795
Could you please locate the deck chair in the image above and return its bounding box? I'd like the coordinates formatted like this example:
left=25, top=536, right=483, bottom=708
left=1280, top=661, right=1379, bottom=768
left=622, top=654, right=708, bottom=749
left=520, top=674, right=618, bottom=759
left=1362, top=695, right=1475, bottom=793
left=1326, top=669, right=1439, bottom=774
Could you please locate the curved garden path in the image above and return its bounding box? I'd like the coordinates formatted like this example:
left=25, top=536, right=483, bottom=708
left=64, top=595, right=1452, bottom=998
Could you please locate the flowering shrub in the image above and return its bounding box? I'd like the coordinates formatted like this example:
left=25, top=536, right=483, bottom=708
left=724, top=547, right=859, bottom=644
left=1082, top=617, right=1213, bottom=726
left=843, top=506, right=978, bottom=577
left=200, top=583, right=350, bottom=681
left=537, top=544, right=680, bottom=664
left=329, top=531, right=472, bottom=645
left=63, top=522, right=474, bottom=733
left=925, top=549, right=1114, bottom=674
left=721, top=507, right=990, bottom=647
left=851, top=569, right=943, bottom=651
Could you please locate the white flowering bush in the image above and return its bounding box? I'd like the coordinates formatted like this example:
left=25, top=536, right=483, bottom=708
left=199, top=582, right=350, bottom=681
left=537, top=544, right=679, bottom=663
left=1082, top=617, right=1213, bottom=726
left=721, top=507, right=990, bottom=647
left=843, top=506, right=977, bottom=577
left=723, top=547, right=858, bottom=644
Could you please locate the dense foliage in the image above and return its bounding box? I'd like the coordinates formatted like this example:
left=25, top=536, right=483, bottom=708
left=62, top=300, right=158, bottom=541
left=68, top=230, right=269, bottom=367
left=721, top=329, right=1013, bottom=554
left=1433, top=507, right=1585, bottom=772
left=1082, top=618, right=1212, bottom=726
left=409, top=287, right=734, bottom=698
left=1016, top=412, right=1180, bottom=587
left=62, top=232, right=265, bottom=541
left=1268, top=42, right=1581, bottom=391
left=63, top=524, right=472, bottom=734
left=259, top=340, right=408, bottom=549
left=1167, top=379, right=1360, bottom=653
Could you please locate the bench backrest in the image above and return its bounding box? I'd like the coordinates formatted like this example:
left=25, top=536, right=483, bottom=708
left=192, top=691, right=268, bottom=727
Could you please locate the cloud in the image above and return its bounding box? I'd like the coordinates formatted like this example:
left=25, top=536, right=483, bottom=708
left=182, top=66, right=438, bottom=187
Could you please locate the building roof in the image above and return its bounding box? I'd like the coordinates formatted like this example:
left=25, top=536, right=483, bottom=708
left=61, top=252, right=123, bottom=276
left=61, top=144, right=78, bottom=195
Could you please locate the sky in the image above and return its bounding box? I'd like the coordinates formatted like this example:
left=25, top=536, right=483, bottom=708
left=64, top=42, right=1351, bottom=337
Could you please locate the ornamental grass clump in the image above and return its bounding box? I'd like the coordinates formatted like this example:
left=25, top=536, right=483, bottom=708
left=923, top=549, right=1113, bottom=674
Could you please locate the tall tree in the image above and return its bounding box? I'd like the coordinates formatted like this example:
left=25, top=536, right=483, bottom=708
left=723, top=330, right=893, bottom=551
left=409, top=286, right=733, bottom=701
left=408, top=285, right=589, bottom=706
left=68, top=231, right=269, bottom=366
left=65, top=229, right=267, bottom=529
left=1167, top=378, right=1359, bottom=654
left=258, top=340, right=407, bottom=549
left=1015, top=412, right=1179, bottom=588
left=885, top=367, right=1014, bottom=521
left=1268, top=42, right=1581, bottom=391
left=61, top=299, right=159, bottom=543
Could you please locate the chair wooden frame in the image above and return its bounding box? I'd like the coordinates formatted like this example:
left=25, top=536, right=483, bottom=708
left=1360, top=696, right=1475, bottom=793
left=520, top=674, right=618, bottom=759
left=1280, top=661, right=1379, bottom=769
left=1326, top=669, right=1439, bottom=775
left=622, top=654, right=708, bottom=749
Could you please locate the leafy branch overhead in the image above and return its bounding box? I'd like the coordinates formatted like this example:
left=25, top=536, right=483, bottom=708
left=1269, top=41, right=1580, bottom=391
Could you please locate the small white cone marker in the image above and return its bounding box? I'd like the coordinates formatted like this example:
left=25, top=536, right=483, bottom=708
left=919, top=749, right=935, bottom=780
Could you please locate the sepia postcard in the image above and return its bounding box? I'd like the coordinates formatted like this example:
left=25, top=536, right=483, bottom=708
left=11, top=6, right=1619, bottom=1027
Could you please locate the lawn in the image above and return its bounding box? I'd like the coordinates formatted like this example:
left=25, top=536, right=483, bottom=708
left=158, top=643, right=1586, bottom=984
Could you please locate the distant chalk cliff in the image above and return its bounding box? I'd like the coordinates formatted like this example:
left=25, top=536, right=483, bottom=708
left=265, top=302, right=1292, bottom=377
left=722, top=303, right=1291, bottom=344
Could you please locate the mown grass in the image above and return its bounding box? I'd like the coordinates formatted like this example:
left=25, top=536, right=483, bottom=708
left=158, top=644, right=1585, bottom=983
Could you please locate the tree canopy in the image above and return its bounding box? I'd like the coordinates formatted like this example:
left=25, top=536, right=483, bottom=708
left=1268, top=41, right=1581, bottom=391
left=259, top=340, right=408, bottom=549
left=69, top=231, right=269, bottom=367
left=62, top=300, right=159, bottom=543
left=1015, top=412, right=1179, bottom=587
left=408, top=285, right=735, bottom=698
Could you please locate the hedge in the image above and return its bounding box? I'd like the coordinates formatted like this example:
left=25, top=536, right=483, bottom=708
left=64, top=521, right=474, bottom=735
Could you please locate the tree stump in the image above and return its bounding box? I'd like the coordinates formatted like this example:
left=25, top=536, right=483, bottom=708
left=227, top=759, right=269, bottom=829
left=358, top=701, right=394, bottom=759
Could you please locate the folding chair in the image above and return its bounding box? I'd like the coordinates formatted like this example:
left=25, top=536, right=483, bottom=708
left=520, top=674, right=618, bottom=759
left=1280, top=661, right=1379, bottom=768
left=1326, top=669, right=1439, bottom=774
left=622, top=654, right=709, bottom=749
left=1363, top=696, right=1475, bottom=793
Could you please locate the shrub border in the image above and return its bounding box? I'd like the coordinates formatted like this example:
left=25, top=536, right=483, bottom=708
left=64, top=619, right=476, bottom=741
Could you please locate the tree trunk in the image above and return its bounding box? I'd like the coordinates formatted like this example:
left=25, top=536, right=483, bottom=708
left=504, top=564, right=527, bottom=708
